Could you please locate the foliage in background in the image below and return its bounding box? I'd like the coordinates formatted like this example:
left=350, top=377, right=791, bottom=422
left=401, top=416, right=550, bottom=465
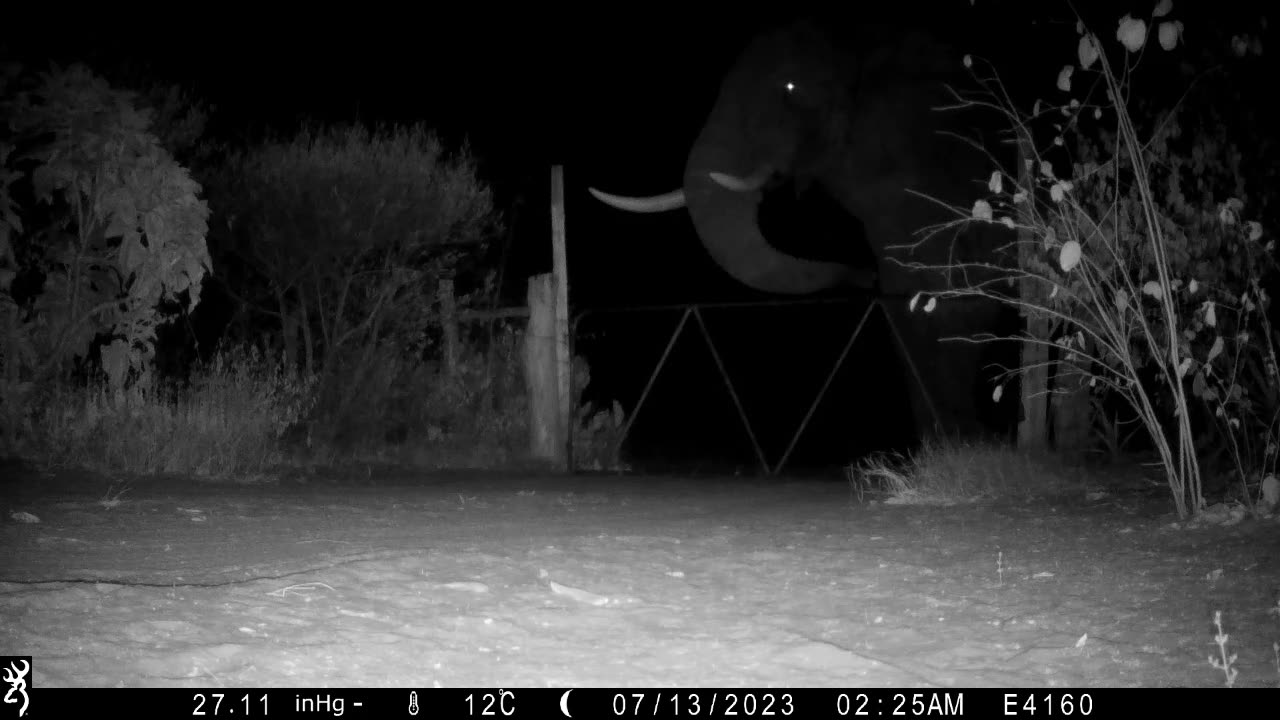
left=203, top=123, right=499, bottom=377
left=26, top=344, right=313, bottom=478
left=299, top=318, right=531, bottom=470
left=193, top=122, right=513, bottom=474
left=905, top=2, right=1273, bottom=518
left=0, top=61, right=545, bottom=477
left=571, top=354, right=629, bottom=472
left=0, top=63, right=211, bottom=451
left=15, top=316, right=575, bottom=479
left=0, top=59, right=625, bottom=479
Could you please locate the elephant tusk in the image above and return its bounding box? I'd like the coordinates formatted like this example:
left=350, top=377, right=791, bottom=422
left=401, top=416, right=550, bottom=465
left=587, top=187, right=687, bottom=213
left=708, top=164, right=774, bottom=192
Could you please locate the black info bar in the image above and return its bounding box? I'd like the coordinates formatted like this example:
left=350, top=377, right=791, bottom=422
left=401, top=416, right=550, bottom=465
left=12, top=687, right=1252, bottom=719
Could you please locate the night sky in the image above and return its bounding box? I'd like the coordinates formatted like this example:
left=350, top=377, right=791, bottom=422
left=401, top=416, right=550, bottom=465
left=3, top=2, right=1269, bottom=471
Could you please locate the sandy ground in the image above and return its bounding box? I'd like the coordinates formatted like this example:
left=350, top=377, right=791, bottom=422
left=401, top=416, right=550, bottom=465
left=1, top=466, right=1278, bottom=688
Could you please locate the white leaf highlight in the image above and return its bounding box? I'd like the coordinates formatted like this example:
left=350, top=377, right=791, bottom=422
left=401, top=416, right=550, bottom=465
left=1059, top=240, right=1082, bottom=272
left=1057, top=65, right=1074, bottom=92
left=1207, top=335, right=1224, bottom=364
left=972, top=199, right=994, bottom=221
left=1117, top=15, right=1148, bottom=52
left=1078, top=34, right=1100, bottom=69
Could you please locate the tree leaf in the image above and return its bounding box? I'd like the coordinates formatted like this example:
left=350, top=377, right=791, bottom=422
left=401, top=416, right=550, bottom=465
left=1078, top=34, right=1100, bottom=70
left=1206, top=335, right=1224, bottom=364
left=1059, top=240, right=1082, bottom=272
left=972, top=199, right=993, bottom=221
left=1193, top=369, right=1208, bottom=397
left=1050, top=181, right=1073, bottom=203
left=1056, top=65, right=1074, bottom=92
left=1117, top=15, right=1148, bottom=52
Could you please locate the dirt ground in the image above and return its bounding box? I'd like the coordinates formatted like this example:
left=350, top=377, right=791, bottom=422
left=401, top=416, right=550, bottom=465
left=1, top=463, right=1278, bottom=688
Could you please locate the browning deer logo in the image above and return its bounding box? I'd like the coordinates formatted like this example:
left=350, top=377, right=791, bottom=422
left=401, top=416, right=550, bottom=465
left=2, top=660, right=29, bottom=718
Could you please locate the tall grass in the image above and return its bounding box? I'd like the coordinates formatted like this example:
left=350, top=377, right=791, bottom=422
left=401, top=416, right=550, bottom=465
left=847, top=440, right=1088, bottom=505
left=28, top=345, right=313, bottom=479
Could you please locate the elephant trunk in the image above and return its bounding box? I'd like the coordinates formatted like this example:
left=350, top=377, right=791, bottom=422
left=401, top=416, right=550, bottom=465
left=682, top=124, right=855, bottom=295
left=682, top=168, right=853, bottom=294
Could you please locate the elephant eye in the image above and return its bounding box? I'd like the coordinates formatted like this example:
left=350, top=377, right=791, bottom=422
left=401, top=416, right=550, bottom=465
left=780, top=79, right=811, bottom=111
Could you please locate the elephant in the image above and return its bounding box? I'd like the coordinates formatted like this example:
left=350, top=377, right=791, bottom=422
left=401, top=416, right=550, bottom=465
left=589, top=18, right=1014, bottom=438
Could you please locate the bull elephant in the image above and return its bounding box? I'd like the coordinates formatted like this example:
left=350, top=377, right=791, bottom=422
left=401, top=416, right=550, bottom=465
left=589, top=18, right=1013, bottom=438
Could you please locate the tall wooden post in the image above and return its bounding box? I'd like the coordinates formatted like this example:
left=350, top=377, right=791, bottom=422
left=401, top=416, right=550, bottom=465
left=521, top=168, right=573, bottom=471
left=550, top=166, right=572, bottom=470
left=524, top=274, right=563, bottom=465
left=438, top=277, right=458, bottom=380
left=1017, top=137, right=1050, bottom=451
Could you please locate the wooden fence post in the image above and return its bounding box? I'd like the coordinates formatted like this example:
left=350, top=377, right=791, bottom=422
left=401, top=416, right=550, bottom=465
left=1017, top=136, right=1050, bottom=451
left=524, top=273, right=565, bottom=466
left=438, top=278, right=458, bottom=380
left=550, top=166, right=572, bottom=470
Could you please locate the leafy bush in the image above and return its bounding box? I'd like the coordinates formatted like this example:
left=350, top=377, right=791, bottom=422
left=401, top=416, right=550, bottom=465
left=0, top=64, right=210, bottom=390
left=203, top=123, right=499, bottom=378
left=296, top=318, right=531, bottom=469
left=909, top=3, right=1272, bottom=518
left=0, top=63, right=212, bottom=463
left=571, top=355, right=629, bottom=471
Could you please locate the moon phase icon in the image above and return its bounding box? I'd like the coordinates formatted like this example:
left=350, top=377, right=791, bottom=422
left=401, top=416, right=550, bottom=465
left=559, top=689, right=573, bottom=717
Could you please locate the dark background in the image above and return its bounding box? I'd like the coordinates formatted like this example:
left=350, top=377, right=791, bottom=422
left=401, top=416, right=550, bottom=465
left=2, top=2, right=1266, bottom=473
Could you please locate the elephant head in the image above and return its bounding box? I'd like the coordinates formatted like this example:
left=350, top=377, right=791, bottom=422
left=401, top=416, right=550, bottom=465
left=591, top=21, right=993, bottom=294
left=590, top=19, right=1012, bottom=435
